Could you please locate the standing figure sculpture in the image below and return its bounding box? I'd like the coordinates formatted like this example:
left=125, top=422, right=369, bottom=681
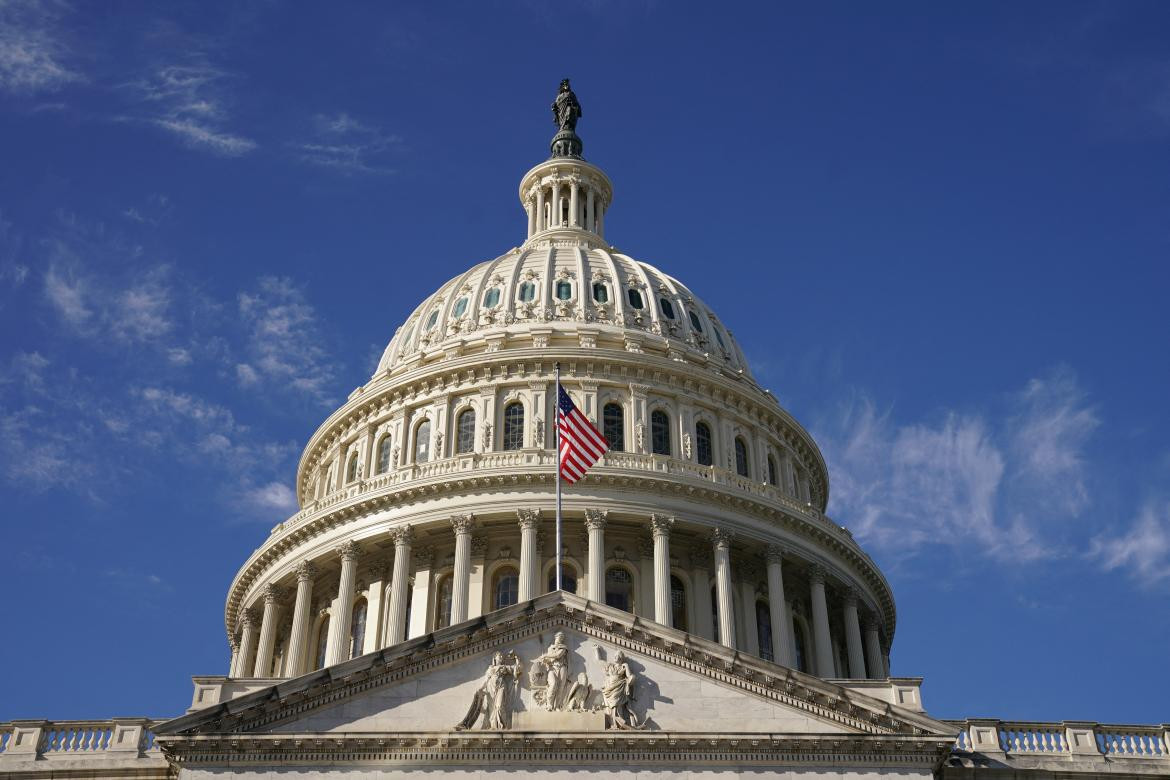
left=602, top=650, right=645, bottom=730
left=454, top=650, right=523, bottom=730
left=530, top=631, right=570, bottom=710
left=552, top=79, right=582, bottom=131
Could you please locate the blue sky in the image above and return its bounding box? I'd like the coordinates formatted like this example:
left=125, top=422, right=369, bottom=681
left=2, top=1, right=1168, bottom=723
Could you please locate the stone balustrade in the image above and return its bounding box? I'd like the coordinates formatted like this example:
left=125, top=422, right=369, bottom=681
left=0, top=718, right=167, bottom=772
left=949, top=718, right=1170, bottom=762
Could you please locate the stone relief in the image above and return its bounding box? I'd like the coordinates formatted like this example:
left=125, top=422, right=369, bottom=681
left=602, top=650, right=645, bottom=730
left=530, top=631, right=569, bottom=710
left=454, top=650, right=523, bottom=731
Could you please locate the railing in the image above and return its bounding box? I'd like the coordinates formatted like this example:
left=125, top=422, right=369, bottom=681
left=948, top=719, right=1170, bottom=761
left=0, top=718, right=166, bottom=763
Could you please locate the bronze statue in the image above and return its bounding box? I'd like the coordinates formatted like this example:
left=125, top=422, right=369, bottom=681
left=552, top=79, right=582, bottom=132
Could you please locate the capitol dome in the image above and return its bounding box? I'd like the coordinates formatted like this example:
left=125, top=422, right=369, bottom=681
left=221, top=84, right=895, bottom=688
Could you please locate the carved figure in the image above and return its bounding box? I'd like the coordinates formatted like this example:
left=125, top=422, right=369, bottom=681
left=602, top=650, right=644, bottom=730
left=482, top=422, right=493, bottom=451
left=552, top=79, right=582, bottom=131
left=530, top=631, right=570, bottom=711
left=564, top=672, right=594, bottom=712
left=455, top=650, right=523, bottom=730
left=534, top=418, right=545, bottom=449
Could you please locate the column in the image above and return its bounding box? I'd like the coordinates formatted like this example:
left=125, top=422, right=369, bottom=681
left=407, top=547, right=433, bottom=639
left=863, top=618, right=885, bottom=679
left=584, top=508, right=608, bottom=602
left=712, top=529, right=736, bottom=649
left=535, top=186, right=545, bottom=232
left=650, top=515, right=674, bottom=626
left=450, top=514, right=475, bottom=624
left=765, top=545, right=795, bottom=668
left=517, top=509, right=541, bottom=600
left=236, top=608, right=260, bottom=677
left=569, top=179, right=579, bottom=226
left=809, top=566, right=836, bottom=678
left=467, top=535, right=487, bottom=619
left=526, top=199, right=535, bottom=238
left=325, top=540, right=362, bottom=667
left=690, top=545, right=715, bottom=641
left=227, top=635, right=240, bottom=678
left=285, top=561, right=317, bottom=676
left=597, top=205, right=604, bottom=238
left=843, top=589, right=866, bottom=679
left=739, top=571, right=760, bottom=656
left=253, top=584, right=287, bottom=677
left=586, top=188, right=595, bottom=232
left=550, top=179, right=561, bottom=227
left=385, top=527, right=413, bottom=646
left=637, top=537, right=655, bottom=619
left=363, top=563, right=388, bottom=655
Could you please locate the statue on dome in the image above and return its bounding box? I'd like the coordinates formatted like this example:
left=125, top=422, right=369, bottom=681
left=552, top=79, right=582, bottom=131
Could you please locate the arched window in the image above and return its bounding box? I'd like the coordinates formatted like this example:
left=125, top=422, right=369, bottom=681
left=792, top=618, right=809, bottom=673
left=767, top=455, right=778, bottom=486
left=713, top=326, right=727, bottom=349
left=670, top=575, right=688, bottom=631
left=452, top=297, right=469, bottom=317
left=503, top=402, right=524, bottom=450
left=627, top=288, right=644, bottom=309
left=346, top=453, right=359, bottom=483
left=414, top=420, right=431, bottom=463
left=555, top=280, right=572, bottom=300
left=435, top=575, right=453, bottom=629
left=518, top=281, right=536, bottom=302
left=492, top=566, right=519, bottom=610
left=425, top=310, right=439, bottom=331
left=659, top=297, right=675, bottom=319
left=650, top=409, right=670, bottom=456
left=605, top=567, right=634, bottom=613
left=592, top=282, right=608, bottom=303
left=483, top=288, right=500, bottom=308
left=314, top=616, right=330, bottom=670
left=456, top=409, right=476, bottom=454
left=688, top=310, right=703, bottom=333
left=377, top=436, right=393, bottom=474
left=734, top=437, right=749, bottom=477
left=349, top=598, right=367, bottom=660
left=695, top=421, right=713, bottom=466
left=756, top=600, right=773, bottom=662
left=548, top=563, right=578, bottom=594
left=603, top=402, right=624, bottom=451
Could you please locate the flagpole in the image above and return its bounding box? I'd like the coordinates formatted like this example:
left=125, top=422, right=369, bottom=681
left=554, top=362, right=563, bottom=592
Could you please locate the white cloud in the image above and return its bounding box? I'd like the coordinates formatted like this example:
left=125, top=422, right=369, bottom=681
left=1089, top=501, right=1170, bottom=585
left=123, top=62, right=256, bottom=156
left=242, top=480, right=298, bottom=514
left=136, top=386, right=238, bottom=433
left=0, top=0, right=80, bottom=95
left=111, top=271, right=173, bottom=342
left=152, top=117, right=256, bottom=156
left=292, top=112, right=401, bottom=175
left=44, top=261, right=90, bottom=324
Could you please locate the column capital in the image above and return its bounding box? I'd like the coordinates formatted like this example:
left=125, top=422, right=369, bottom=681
left=862, top=616, right=881, bottom=633
left=809, top=564, right=827, bottom=586
left=650, top=514, right=674, bottom=538
left=517, top=508, right=542, bottom=530
left=584, top=508, right=608, bottom=531
left=228, top=633, right=240, bottom=651
left=241, top=607, right=261, bottom=627
left=337, top=540, right=362, bottom=562
left=451, top=513, right=476, bottom=535
left=295, top=560, right=318, bottom=583
left=263, top=584, right=288, bottom=604
left=389, top=525, right=414, bottom=546
left=765, top=543, right=787, bottom=564
left=843, top=586, right=861, bottom=608
left=710, top=527, right=734, bottom=549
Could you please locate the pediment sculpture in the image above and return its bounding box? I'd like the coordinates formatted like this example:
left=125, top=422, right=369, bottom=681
left=454, top=650, right=523, bottom=731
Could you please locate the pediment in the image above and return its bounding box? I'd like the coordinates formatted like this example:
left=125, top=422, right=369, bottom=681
left=156, top=592, right=953, bottom=747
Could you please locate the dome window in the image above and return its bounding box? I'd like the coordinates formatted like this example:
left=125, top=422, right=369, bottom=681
left=555, top=280, right=572, bottom=301
left=503, top=402, right=524, bottom=451
left=713, top=327, right=727, bottom=349
left=734, top=436, right=749, bottom=477
left=592, top=282, right=609, bottom=303
left=627, top=289, right=644, bottom=309
left=695, top=421, right=713, bottom=466
left=659, top=298, right=675, bottom=319
left=425, top=311, right=439, bottom=331
left=688, top=311, right=703, bottom=333
left=483, top=288, right=500, bottom=308
left=452, top=297, right=468, bottom=318
left=518, top=281, right=536, bottom=302
left=548, top=562, right=578, bottom=594
left=650, top=409, right=671, bottom=456
left=492, top=566, right=519, bottom=610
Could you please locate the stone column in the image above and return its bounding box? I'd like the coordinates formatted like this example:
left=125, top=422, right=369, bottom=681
left=739, top=571, right=760, bottom=657
left=285, top=561, right=317, bottom=676
left=253, top=584, right=286, bottom=677
left=227, top=635, right=240, bottom=678
left=843, top=589, right=867, bottom=679
left=467, top=535, right=487, bottom=619
left=325, top=540, right=362, bottom=667
left=809, top=566, right=836, bottom=678
left=636, top=538, right=655, bottom=619
left=584, top=509, right=608, bottom=602
left=526, top=199, right=535, bottom=238
left=765, top=545, right=794, bottom=668
left=712, top=529, right=736, bottom=649
left=690, top=545, right=715, bottom=641
left=650, top=514, right=674, bottom=627
left=517, top=509, right=541, bottom=600
left=236, top=608, right=260, bottom=678
left=407, top=547, right=433, bottom=639
left=536, top=186, right=545, bottom=232
left=385, top=527, right=413, bottom=646
left=450, top=514, right=475, bottom=624
left=586, top=188, right=595, bottom=232
left=863, top=618, right=885, bottom=680
left=550, top=179, right=561, bottom=227
left=569, top=179, right=579, bottom=226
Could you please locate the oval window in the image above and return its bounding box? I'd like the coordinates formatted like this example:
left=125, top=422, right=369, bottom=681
left=452, top=297, right=468, bottom=318
left=483, top=288, right=500, bottom=308
left=425, top=310, right=439, bottom=330
left=659, top=298, right=675, bottom=319
left=688, top=311, right=703, bottom=332
left=627, top=289, right=644, bottom=309
left=555, top=280, right=572, bottom=301
left=592, top=282, right=609, bottom=303
left=518, top=281, right=535, bottom=302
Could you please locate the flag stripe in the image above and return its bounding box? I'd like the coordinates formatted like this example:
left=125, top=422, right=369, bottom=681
left=556, top=385, right=609, bottom=484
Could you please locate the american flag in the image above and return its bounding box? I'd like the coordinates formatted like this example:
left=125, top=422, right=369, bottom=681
left=556, top=385, right=609, bottom=483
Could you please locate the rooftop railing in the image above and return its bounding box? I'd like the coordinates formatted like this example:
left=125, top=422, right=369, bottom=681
left=0, top=718, right=166, bottom=765
left=948, top=718, right=1170, bottom=761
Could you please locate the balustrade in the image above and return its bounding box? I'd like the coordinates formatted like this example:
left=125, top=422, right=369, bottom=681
left=0, top=719, right=163, bottom=763
left=948, top=719, right=1170, bottom=761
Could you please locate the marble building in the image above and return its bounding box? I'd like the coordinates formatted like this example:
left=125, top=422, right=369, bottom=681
left=0, top=83, right=1166, bottom=780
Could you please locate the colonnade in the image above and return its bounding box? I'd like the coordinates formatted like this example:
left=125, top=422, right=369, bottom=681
left=525, top=173, right=606, bottom=239
left=229, top=513, right=890, bottom=682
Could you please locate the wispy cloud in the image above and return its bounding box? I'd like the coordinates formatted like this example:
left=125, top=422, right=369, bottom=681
left=122, top=62, right=256, bottom=156
left=1090, top=501, right=1170, bottom=586
left=0, top=0, right=80, bottom=95
left=292, top=112, right=401, bottom=175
